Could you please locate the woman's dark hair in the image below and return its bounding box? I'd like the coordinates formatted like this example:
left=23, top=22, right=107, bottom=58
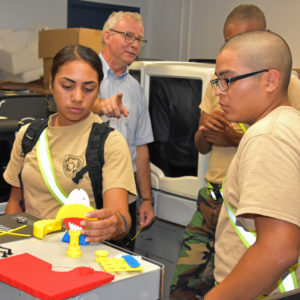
left=51, top=44, right=103, bottom=85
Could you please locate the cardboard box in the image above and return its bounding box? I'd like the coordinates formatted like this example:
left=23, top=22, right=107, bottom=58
left=38, top=28, right=103, bottom=88
left=0, top=28, right=42, bottom=77
left=0, top=41, right=42, bottom=75
left=0, top=67, right=43, bottom=83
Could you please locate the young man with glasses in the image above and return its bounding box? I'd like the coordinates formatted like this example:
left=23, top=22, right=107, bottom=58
left=92, top=11, right=154, bottom=250
left=170, top=4, right=300, bottom=299
left=205, top=29, right=300, bottom=300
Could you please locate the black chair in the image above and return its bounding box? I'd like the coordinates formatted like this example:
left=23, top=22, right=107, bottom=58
left=0, top=93, right=56, bottom=205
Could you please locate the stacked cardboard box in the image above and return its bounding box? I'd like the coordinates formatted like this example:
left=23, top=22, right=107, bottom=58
left=0, top=28, right=43, bottom=83
left=38, top=28, right=103, bottom=88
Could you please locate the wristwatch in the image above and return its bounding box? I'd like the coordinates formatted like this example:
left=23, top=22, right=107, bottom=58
left=119, top=212, right=127, bottom=233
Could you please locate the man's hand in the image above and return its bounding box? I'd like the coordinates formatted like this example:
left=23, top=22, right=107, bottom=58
left=201, top=110, right=231, bottom=132
left=92, top=92, right=129, bottom=118
left=224, top=125, right=244, bottom=146
left=199, top=111, right=243, bottom=147
left=138, top=200, right=155, bottom=228
left=202, top=124, right=243, bottom=147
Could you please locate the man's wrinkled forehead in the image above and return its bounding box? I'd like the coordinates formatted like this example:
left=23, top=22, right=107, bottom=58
left=116, top=16, right=144, bottom=34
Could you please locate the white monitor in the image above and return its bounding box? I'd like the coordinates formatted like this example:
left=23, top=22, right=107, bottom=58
left=143, top=62, right=215, bottom=225
left=129, top=61, right=159, bottom=87
left=128, top=60, right=211, bottom=87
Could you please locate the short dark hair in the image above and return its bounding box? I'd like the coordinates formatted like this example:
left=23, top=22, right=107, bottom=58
left=224, top=4, right=266, bottom=30
left=51, top=44, right=103, bottom=85
left=221, top=30, right=292, bottom=91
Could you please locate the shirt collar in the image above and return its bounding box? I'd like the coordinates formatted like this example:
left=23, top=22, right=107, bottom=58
left=100, top=53, right=128, bottom=79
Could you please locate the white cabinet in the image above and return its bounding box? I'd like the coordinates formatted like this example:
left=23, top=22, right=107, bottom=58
left=135, top=219, right=185, bottom=299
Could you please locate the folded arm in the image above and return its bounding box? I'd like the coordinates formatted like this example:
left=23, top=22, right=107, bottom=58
left=195, top=110, right=243, bottom=154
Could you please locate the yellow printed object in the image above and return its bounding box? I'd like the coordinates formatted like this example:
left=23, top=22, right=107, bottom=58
left=55, top=204, right=95, bottom=220
left=0, top=225, right=31, bottom=237
left=66, top=230, right=82, bottom=258
left=33, top=219, right=62, bottom=239
left=95, top=250, right=109, bottom=257
left=95, top=257, right=143, bottom=273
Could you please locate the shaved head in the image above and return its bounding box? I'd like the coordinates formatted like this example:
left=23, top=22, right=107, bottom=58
left=220, top=31, right=292, bottom=91
left=224, top=4, right=266, bottom=41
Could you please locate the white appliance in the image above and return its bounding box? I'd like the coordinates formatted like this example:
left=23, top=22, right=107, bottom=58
left=140, top=62, right=215, bottom=226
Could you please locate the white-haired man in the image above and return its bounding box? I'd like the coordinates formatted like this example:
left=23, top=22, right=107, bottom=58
left=92, top=11, right=155, bottom=250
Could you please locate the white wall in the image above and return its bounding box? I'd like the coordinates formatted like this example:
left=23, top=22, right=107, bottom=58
left=141, top=0, right=190, bottom=60
left=94, top=0, right=190, bottom=60
left=0, top=0, right=67, bottom=30
left=1, top=0, right=300, bottom=67
left=187, top=0, right=300, bottom=68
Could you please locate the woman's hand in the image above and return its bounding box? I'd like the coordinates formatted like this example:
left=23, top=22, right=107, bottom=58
left=80, top=208, right=128, bottom=243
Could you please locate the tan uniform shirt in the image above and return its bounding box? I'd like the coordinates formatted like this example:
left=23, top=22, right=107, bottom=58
left=214, top=106, right=300, bottom=296
left=200, top=77, right=244, bottom=184
left=4, top=113, right=136, bottom=219
left=199, top=74, right=300, bottom=184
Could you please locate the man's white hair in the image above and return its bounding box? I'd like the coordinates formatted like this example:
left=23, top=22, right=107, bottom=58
left=102, top=11, right=144, bottom=45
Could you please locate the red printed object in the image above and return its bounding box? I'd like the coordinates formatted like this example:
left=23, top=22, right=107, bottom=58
left=63, top=217, right=85, bottom=229
left=0, top=253, right=114, bottom=299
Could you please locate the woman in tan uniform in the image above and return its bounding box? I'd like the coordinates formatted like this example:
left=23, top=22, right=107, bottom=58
left=4, top=44, right=136, bottom=243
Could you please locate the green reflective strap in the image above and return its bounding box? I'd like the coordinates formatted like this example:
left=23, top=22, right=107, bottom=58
left=223, top=198, right=256, bottom=248
left=283, top=260, right=300, bottom=290
left=278, top=268, right=298, bottom=293
left=222, top=177, right=299, bottom=294
left=207, top=182, right=213, bottom=189
left=292, top=268, right=299, bottom=289
left=37, top=128, right=67, bottom=205
left=207, top=181, right=223, bottom=201
left=257, top=295, right=269, bottom=299
left=239, top=123, right=247, bottom=133
left=278, top=279, right=285, bottom=293
left=207, top=182, right=217, bottom=200
left=225, top=195, right=299, bottom=293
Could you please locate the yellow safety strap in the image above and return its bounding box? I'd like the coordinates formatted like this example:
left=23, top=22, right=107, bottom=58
left=207, top=182, right=223, bottom=201
left=238, top=123, right=247, bottom=133
left=224, top=196, right=299, bottom=293
left=37, top=128, right=68, bottom=205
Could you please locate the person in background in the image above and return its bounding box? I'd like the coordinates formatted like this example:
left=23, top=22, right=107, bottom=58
left=206, top=29, right=300, bottom=300
left=170, top=4, right=300, bottom=299
left=4, top=44, right=136, bottom=243
left=91, top=11, right=155, bottom=250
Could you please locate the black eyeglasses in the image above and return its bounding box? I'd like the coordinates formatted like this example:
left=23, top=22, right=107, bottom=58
left=210, top=69, right=269, bottom=92
left=110, top=29, right=147, bottom=47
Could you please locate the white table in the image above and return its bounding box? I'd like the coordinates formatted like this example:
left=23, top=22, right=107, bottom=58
left=0, top=231, right=164, bottom=300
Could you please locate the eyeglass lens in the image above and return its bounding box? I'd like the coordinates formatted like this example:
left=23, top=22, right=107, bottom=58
left=218, top=79, right=229, bottom=91
left=125, top=33, right=146, bottom=47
